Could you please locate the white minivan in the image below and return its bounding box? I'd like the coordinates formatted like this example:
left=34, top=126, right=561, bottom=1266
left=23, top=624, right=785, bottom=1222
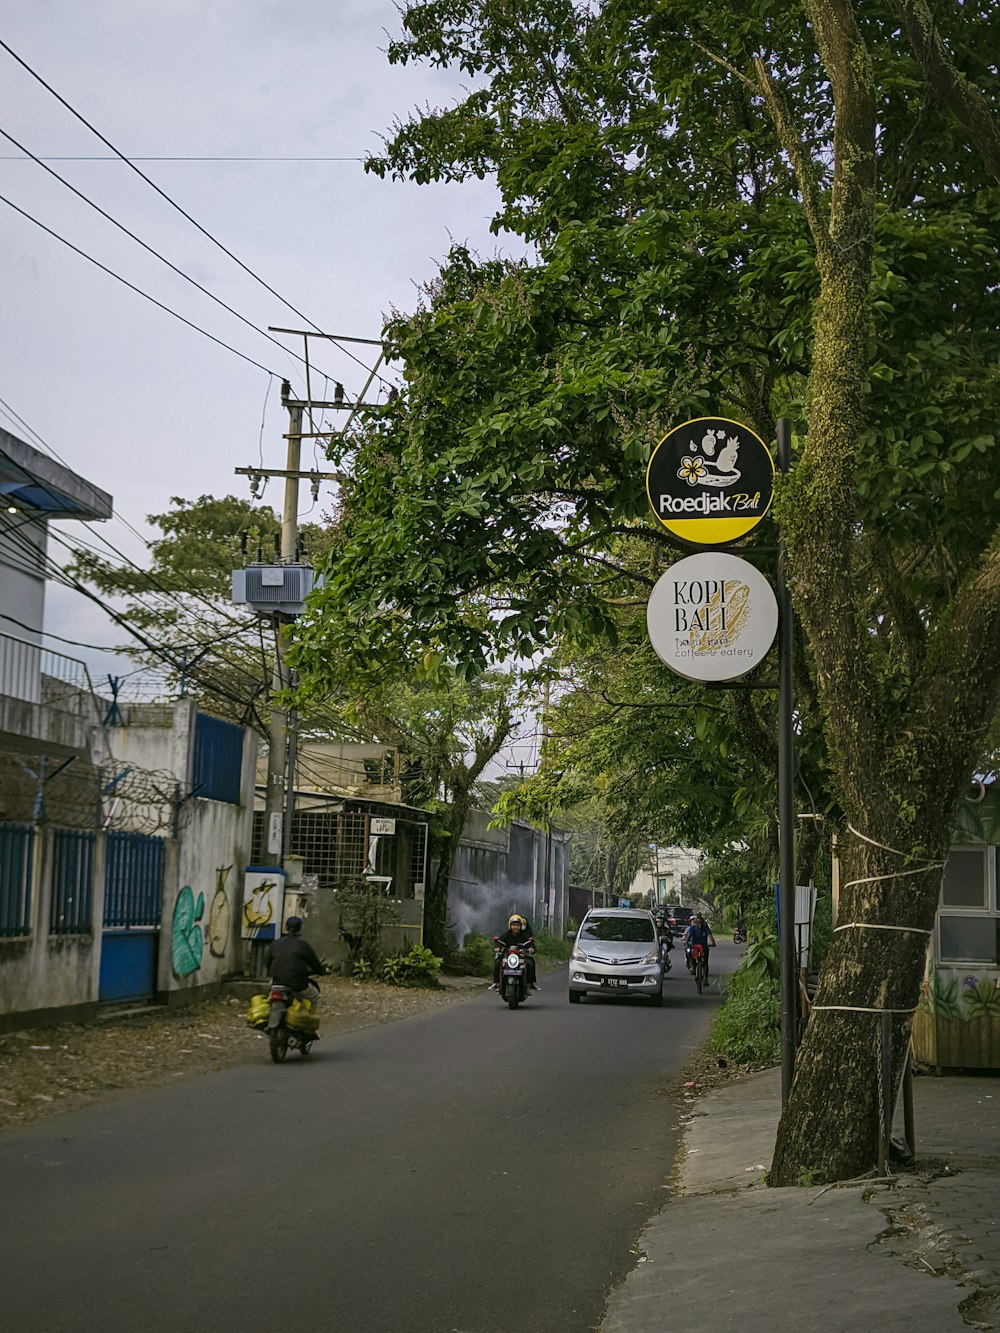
left=568, top=908, right=665, bottom=1005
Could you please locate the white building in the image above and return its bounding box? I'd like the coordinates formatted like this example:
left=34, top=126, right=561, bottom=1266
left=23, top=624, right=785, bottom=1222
left=1, top=430, right=256, bottom=1030
left=630, top=846, right=702, bottom=907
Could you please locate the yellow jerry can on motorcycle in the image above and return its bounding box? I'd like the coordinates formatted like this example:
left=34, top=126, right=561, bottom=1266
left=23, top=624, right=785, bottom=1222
left=245, top=994, right=270, bottom=1029
left=286, top=997, right=319, bottom=1035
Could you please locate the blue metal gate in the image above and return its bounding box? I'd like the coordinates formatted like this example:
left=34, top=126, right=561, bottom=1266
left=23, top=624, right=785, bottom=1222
left=0, top=822, right=33, bottom=937
left=98, top=831, right=165, bottom=1002
left=50, top=828, right=95, bottom=934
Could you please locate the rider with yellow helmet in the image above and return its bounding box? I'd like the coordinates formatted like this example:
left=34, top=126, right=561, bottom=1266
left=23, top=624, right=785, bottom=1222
left=491, top=912, right=539, bottom=990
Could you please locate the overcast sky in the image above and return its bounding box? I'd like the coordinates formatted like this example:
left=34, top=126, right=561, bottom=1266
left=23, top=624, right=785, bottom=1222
left=1, top=1, right=541, bottom=760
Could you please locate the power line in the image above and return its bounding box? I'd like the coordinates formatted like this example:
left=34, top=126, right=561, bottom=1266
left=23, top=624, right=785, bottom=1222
left=0, top=190, right=278, bottom=375
left=0, top=515, right=265, bottom=716
left=0, top=37, right=329, bottom=337
left=0, top=127, right=317, bottom=374
left=0, top=155, right=364, bottom=162
left=1, top=393, right=253, bottom=588
left=0, top=431, right=263, bottom=636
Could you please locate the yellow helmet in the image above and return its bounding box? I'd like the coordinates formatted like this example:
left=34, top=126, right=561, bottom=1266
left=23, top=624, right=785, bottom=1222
left=508, top=914, right=526, bottom=929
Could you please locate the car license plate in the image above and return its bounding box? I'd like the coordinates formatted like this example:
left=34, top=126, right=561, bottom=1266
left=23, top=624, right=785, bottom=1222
left=601, top=978, right=627, bottom=987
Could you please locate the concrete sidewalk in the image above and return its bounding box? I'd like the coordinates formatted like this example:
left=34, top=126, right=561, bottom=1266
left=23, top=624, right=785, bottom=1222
left=603, top=1067, right=999, bottom=1332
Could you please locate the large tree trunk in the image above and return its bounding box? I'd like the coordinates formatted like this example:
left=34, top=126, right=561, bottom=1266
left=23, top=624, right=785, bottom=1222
left=771, top=810, right=949, bottom=1183
left=422, top=794, right=473, bottom=957
left=768, top=0, right=1000, bottom=1184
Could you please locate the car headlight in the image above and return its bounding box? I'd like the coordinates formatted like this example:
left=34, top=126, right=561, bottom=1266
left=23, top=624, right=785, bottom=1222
left=642, top=948, right=660, bottom=964
left=570, top=946, right=587, bottom=962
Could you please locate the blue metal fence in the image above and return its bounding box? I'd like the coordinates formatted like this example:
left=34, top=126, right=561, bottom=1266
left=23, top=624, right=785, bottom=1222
left=103, top=831, right=164, bottom=928
left=192, top=712, right=244, bottom=805
left=0, top=822, right=33, bottom=937
left=50, top=828, right=95, bottom=934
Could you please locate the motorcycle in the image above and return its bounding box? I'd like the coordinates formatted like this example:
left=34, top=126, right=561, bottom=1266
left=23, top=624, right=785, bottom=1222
left=245, top=982, right=320, bottom=1061
left=733, top=926, right=747, bottom=945
left=657, top=930, right=673, bottom=972
left=493, top=937, right=533, bottom=1009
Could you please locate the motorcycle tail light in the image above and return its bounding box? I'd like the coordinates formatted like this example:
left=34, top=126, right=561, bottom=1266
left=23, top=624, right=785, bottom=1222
left=269, top=990, right=286, bottom=1001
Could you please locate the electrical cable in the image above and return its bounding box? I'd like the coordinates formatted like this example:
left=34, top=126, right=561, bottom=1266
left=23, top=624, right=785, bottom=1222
left=0, top=126, right=316, bottom=375
left=0, top=609, right=134, bottom=654
left=0, top=191, right=278, bottom=375
left=0, top=434, right=267, bottom=636
left=0, top=517, right=265, bottom=714
left=0, top=155, right=364, bottom=161
left=0, top=37, right=330, bottom=337
left=1, top=394, right=235, bottom=590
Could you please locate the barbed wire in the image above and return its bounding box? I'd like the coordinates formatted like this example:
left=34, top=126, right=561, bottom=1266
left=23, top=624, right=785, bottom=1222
left=0, top=747, right=199, bottom=836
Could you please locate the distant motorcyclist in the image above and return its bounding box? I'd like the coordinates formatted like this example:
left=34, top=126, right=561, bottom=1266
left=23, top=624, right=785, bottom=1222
left=654, top=910, right=673, bottom=959
left=266, top=916, right=327, bottom=1009
left=683, top=913, right=716, bottom=975
left=491, top=913, right=538, bottom=991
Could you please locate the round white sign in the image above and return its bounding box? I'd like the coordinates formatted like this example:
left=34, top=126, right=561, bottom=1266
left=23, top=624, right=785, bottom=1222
left=646, top=552, right=778, bottom=682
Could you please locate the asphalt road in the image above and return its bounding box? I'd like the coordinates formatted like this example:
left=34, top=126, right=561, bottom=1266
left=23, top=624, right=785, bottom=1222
left=1, top=943, right=738, bottom=1333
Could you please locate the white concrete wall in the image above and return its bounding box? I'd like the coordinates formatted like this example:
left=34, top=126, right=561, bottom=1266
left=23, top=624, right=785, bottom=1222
left=0, top=709, right=257, bottom=1025
left=0, top=522, right=47, bottom=701
left=0, top=827, right=107, bottom=1024
left=158, top=723, right=257, bottom=999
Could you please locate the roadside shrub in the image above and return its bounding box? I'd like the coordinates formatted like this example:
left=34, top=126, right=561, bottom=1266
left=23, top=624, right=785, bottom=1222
left=381, top=945, right=443, bottom=987
left=460, top=933, right=494, bottom=976
left=710, top=967, right=780, bottom=1066
left=741, top=932, right=780, bottom=981
left=335, top=880, right=402, bottom=971
left=532, top=929, right=573, bottom=961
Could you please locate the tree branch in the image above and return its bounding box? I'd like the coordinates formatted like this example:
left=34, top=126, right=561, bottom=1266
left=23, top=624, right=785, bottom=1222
left=888, top=0, right=1000, bottom=180
left=753, top=55, right=832, bottom=265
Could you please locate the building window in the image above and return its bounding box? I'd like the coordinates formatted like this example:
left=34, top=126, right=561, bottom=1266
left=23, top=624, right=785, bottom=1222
left=938, top=846, right=997, bottom=965
left=657, top=877, right=666, bottom=894
left=941, top=848, right=988, bottom=908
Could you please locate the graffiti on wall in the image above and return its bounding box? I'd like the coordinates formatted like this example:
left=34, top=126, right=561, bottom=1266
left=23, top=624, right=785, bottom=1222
left=921, top=971, right=1000, bottom=1019
left=208, top=865, right=233, bottom=958
left=243, top=879, right=277, bottom=931
left=172, top=885, right=204, bottom=978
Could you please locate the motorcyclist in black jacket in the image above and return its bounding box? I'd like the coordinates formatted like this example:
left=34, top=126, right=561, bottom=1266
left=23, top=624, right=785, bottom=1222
left=491, top=913, right=538, bottom=991
left=266, top=916, right=327, bottom=1009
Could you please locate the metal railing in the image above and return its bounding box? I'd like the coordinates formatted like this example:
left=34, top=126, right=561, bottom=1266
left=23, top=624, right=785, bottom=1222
left=0, top=630, right=96, bottom=718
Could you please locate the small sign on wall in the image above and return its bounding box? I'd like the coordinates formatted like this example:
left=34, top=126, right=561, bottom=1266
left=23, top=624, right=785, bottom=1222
left=370, top=817, right=396, bottom=835
left=267, top=812, right=282, bottom=855
left=242, top=867, right=285, bottom=941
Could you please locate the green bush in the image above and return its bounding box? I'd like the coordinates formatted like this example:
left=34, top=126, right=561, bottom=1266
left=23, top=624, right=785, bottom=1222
left=381, top=945, right=443, bottom=987
left=335, top=880, right=402, bottom=970
left=532, top=929, right=573, bottom=961
left=710, top=968, right=781, bottom=1066
left=460, top=933, right=495, bottom=976
left=741, top=932, right=780, bottom=981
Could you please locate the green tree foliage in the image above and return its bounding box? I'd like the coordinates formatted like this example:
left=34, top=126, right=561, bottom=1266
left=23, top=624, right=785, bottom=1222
left=292, top=0, right=1000, bottom=1182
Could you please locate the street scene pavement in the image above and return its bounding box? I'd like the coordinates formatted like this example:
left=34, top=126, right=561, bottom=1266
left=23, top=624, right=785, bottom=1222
left=0, top=947, right=735, bottom=1333
left=604, top=1063, right=1000, bottom=1332
left=5, top=940, right=997, bottom=1333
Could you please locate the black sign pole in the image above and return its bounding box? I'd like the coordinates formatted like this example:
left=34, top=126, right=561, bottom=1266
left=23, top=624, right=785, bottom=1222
left=776, top=418, right=798, bottom=1106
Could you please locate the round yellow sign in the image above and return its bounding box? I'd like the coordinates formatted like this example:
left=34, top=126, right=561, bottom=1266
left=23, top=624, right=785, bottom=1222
left=646, top=417, right=775, bottom=547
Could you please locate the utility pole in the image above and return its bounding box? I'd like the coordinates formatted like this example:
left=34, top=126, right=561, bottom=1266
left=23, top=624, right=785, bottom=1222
left=262, top=385, right=303, bottom=863
left=241, top=331, right=385, bottom=867
left=776, top=417, right=798, bottom=1106
left=541, top=677, right=552, bottom=932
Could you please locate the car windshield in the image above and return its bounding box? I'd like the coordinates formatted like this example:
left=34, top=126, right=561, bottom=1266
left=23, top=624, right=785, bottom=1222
left=581, top=916, right=655, bottom=943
